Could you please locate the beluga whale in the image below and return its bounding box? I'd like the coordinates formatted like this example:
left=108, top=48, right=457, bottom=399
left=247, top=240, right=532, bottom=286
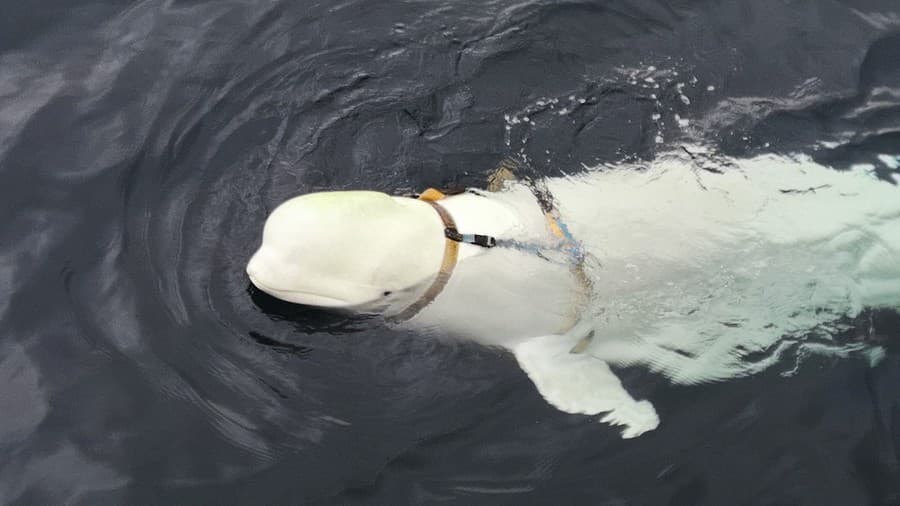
left=247, top=148, right=900, bottom=438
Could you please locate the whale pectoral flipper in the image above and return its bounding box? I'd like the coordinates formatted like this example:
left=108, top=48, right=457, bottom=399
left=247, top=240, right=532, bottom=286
left=512, top=333, right=660, bottom=439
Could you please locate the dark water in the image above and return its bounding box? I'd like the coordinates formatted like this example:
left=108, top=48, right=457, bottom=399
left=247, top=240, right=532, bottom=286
left=2, top=0, right=900, bottom=504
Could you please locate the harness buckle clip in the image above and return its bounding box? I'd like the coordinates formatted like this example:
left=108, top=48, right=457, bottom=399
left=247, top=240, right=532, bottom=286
left=444, top=228, right=496, bottom=248
left=472, top=234, right=496, bottom=248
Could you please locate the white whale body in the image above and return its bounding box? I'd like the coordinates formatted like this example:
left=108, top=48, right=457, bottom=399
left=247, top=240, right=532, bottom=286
left=247, top=149, right=900, bottom=438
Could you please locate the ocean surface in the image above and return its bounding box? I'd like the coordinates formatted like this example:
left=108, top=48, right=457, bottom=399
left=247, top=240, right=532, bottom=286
left=1, top=0, right=899, bottom=504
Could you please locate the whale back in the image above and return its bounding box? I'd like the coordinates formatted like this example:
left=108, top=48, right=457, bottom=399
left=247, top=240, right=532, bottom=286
left=544, top=153, right=900, bottom=384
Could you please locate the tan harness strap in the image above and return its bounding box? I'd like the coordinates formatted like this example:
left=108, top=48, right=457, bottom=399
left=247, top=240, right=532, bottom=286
left=389, top=184, right=589, bottom=331
left=389, top=189, right=460, bottom=322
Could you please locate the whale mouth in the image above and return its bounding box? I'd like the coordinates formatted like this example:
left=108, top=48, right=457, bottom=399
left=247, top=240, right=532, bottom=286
left=247, top=274, right=351, bottom=307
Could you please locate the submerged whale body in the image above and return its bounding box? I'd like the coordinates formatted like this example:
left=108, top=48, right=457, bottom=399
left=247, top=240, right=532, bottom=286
left=247, top=149, right=900, bottom=438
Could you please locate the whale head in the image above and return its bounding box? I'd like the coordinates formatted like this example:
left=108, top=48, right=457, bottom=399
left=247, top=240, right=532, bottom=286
left=246, top=191, right=446, bottom=313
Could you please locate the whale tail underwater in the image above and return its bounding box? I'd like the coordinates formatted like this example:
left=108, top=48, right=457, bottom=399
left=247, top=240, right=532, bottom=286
left=247, top=148, right=900, bottom=438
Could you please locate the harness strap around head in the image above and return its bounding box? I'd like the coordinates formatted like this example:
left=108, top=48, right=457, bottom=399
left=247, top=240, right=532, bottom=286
left=390, top=184, right=589, bottom=327
left=390, top=188, right=495, bottom=322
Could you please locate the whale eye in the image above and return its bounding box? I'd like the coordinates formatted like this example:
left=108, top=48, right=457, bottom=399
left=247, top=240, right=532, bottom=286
left=383, top=291, right=392, bottom=297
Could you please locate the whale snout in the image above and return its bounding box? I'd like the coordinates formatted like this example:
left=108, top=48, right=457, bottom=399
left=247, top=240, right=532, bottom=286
left=245, top=250, right=279, bottom=289
left=246, top=249, right=352, bottom=307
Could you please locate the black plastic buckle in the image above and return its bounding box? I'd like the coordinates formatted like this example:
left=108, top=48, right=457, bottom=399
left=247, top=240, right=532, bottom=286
left=444, top=228, right=496, bottom=248
left=471, top=234, right=497, bottom=248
